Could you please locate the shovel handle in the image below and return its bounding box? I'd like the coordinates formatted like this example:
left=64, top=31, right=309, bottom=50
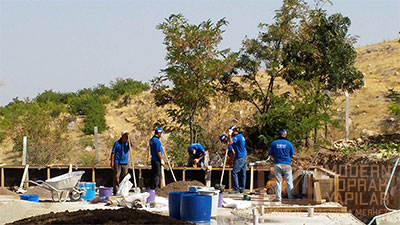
left=129, top=139, right=137, bottom=188
left=220, top=147, right=229, bottom=185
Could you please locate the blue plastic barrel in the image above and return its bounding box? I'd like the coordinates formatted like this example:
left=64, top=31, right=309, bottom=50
left=20, top=194, right=39, bottom=202
left=79, top=182, right=96, bottom=201
left=180, top=195, right=212, bottom=223
left=168, top=192, right=198, bottom=219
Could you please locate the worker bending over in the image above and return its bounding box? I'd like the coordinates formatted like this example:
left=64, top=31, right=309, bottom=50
left=268, top=129, right=295, bottom=202
left=187, top=143, right=207, bottom=168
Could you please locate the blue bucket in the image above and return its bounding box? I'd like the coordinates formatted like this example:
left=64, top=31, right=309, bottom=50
left=181, top=195, right=212, bottom=223
left=20, top=194, right=39, bottom=202
left=79, top=182, right=96, bottom=201
left=168, top=192, right=198, bottom=219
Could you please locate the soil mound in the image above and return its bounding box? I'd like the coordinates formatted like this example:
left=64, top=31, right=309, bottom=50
left=0, top=187, right=17, bottom=195
left=156, top=181, right=204, bottom=198
left=24, top=186, right=52, bottom=199
left=8, top=208, right=192, bottom=225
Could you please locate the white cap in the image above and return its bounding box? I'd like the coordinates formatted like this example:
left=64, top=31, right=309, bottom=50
left=121, top=131, right=128, bottom=136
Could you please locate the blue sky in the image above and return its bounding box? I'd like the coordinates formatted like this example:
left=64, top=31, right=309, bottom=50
left=0, top=0, right=399, bottom=106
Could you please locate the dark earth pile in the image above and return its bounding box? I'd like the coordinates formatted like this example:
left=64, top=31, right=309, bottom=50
left=8, top=208, right=193, bottom=225
left=156, top=181, right=204, bottom=198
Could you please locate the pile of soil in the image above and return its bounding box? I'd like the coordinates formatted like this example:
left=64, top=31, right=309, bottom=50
left=8, top=208, right=193, bottom=225
left=0, top=187, right=17, bottom=195
left=156, top=181, right=204, bottom=198
left=24, top=186, right=52, bottom=199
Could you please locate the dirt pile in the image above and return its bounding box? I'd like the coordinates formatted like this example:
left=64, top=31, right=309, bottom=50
left=8, top=208, right=193, bottom=225
left=0, top=187, right=17, bottom=195
left=24, top=186, right=52, bottom=199
left=156, top=181, right=204, bottom=198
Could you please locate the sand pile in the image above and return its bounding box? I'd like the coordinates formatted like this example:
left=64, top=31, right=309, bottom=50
left=0, top=187, right=17, bottom=195
left=8, top=208, right=193, bottom=225
left=156, top=181, right=204, bottom=198
left=24, top=186, right=52, bottom=199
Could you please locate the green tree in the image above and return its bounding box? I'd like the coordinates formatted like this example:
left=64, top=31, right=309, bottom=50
left=154, top=14, right=236, bottom=143
left=221, top=0, right=363, bottom=147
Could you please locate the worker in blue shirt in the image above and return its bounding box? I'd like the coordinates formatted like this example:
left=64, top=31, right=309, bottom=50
left=187, top=143, right=207, bottom=168
left=268, top=129, right=295, bottom=202
left=228, top=125, right=247, bottom=194
left=110, top=131, right=133, bottom=195
left=149, top=127, right=165, bottom=190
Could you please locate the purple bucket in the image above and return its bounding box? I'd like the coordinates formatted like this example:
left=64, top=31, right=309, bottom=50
left=218, top=192, right=223, bottom=208
left=99, top=186, right=113, bottom=198
left=143, top=189, right=155, bottom=203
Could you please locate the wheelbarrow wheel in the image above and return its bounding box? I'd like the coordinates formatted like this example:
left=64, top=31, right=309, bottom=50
left=69, top=190, right=82, bottom=201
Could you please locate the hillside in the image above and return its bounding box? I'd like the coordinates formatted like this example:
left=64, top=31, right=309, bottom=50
left=0, top=39, right=399, bottom=166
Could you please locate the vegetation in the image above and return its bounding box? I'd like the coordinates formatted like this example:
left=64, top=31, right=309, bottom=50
left=219, top=0, right=363, bottom=150
left=387, top=89, right=400, bottom=121
left=154, top=14, right=236, bottom=144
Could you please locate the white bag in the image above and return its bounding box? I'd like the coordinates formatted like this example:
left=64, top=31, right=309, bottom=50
left=116, top=173, right=133, bottom=196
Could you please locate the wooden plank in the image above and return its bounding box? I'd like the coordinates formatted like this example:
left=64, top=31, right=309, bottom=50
left=263, top=206, right=347, bottom=213
left=314, top=181, right=322, bottom=204
left=19, top=164, right=29, bottom=189
left=182, top=169, right=185, bottom=181
left=161, top=165, right=166, bottom=187
left=334, top=174, right=339, bottom=202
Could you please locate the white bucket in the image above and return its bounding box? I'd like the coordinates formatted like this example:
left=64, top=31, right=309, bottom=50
left=198, top=189, right=220, bottom=217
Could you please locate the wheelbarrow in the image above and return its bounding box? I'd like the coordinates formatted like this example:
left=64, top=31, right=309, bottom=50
left=27, top=171, right=86, bottom=202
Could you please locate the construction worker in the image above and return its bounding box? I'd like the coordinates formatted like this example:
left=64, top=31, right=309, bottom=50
left=187, top=143, right=207, bottom=168
left=110, top=131, right=133, bottom=195
left=149, top=127, right=165, bottom=191
left=227, top=126, right=247, bottom=194
left=268, top=129, right=295, bottom=202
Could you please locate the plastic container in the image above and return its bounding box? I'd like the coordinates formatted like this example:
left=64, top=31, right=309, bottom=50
left=99, top=186, right=113, bottom=198
left=168, top=192, right=198, bottom=219
left=20, top=194, right=39, bottom=202
left=218, top=192, right=223, bottom=208
left=143, top=189, right=155, bottom=203
left=198, top=189, right=220, bottom=217
left=180, top=195, right=212, bottom=223
left=79, top=182, right=96, bottom=201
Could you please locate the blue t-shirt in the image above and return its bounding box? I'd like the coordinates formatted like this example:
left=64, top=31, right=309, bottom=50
left=112, top=140, right=130, bottom=164
left=187, top=143, right=206, bottom=158
left=231, top=133, right=247, bottom=159
left=150, top=136, right=163, bottom=161
left=269, top=138, right=295, bottom=165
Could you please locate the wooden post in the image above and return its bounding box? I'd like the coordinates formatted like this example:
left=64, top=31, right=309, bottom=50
left=1, top=166, right=4, bottom=188
left=47, top=166, right=51, bottom=180
left=22, top=136, right=27, bottom=165
left=94, top=126, right=99, bottom=165
left=182, top=169, right=186, bottom=181
left=68, top=164, right=72, bottom=173
left=20, top=164, right=29, bottom=189
left=345, top=91, right=349, bottom=141
left=250, top=165, right=254, bottom=193
left=314, top=181, right=322, bottom=203
left=161, top=165, right=166, bottom=187
left=334, top=174, right=339, bottom=202
left=307, top=174, right=314, bottom=199
left=92, top=167, right=96, bottom=183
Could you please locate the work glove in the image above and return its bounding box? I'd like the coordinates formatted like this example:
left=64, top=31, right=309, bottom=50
left=161, top=159, right=166, bottom=167
left=228, top=129, right=233, bottom=136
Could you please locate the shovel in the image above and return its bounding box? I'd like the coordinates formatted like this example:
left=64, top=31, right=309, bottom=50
left=215, top=147, right=229, bottom=192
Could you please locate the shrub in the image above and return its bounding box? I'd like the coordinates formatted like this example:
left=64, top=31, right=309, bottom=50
left=82, top=111, right=107, bottom=135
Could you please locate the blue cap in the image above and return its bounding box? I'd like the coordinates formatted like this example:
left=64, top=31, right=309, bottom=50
left=229, top=125, right=236, bottom=130
left=155, top=127, right=164, bottom=134
left=279, top=129, right=287, bottom=136
left=219, top=134, right=227, bottom=142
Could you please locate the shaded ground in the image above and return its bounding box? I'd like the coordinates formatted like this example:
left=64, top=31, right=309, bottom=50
left=8, top=208, right=192, bottom=225
left=156, top=181, right=204, bottom=198
left=0, top=187, right=16, bottom=195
